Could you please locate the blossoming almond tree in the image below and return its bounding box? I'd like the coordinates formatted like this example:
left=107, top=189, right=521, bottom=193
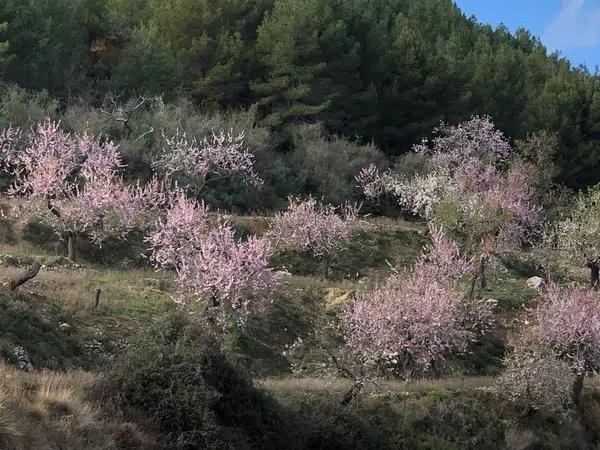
left=2, top=121, right=153, bottom=259
left=344, top=225, right=495, bottom=372
left=269, top=197, right=359, bottom=280
left=534, top=284, right=600, bottom=406
left=544, top=185, right=600, bottom=288
left=342, top=225, right=495, bottom=400
left=153, top=130, right=262, bottom=192
left=357, top=117, right=540, bottom=292
left=497, top=334, right=574, bottom=413
left=146, top=191, right=278, bottom=321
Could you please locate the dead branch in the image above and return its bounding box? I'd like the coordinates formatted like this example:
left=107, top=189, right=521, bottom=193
left=9, top=260, right=42, bottom=290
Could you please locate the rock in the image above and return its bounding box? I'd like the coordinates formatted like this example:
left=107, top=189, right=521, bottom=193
left=526, top=276, right=545, bottom=290
left=19, top=361, right=34, bottom=372
left=276, top=270, right=293, bottom=278
left=59, top=322, right=73, bottom=333
left=12, top=346, right=33, bottom=372
left=487, top=255, right=509, bottom=277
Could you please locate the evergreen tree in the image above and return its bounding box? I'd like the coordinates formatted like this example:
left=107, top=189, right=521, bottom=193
left=1, top=0, right=104, bottom=96
left=0, top=22, right=11, bottom=78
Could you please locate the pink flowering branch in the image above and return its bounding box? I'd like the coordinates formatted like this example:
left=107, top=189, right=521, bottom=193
left=154, top=130, right=262, bottom=192
left=343, top=227, right=495, bottom=379
left=0, top=126, right=19, bottom=163
left=269, top=196, right=359, bottom=280
left=7, top=121, right=81, bottom=201
left=146, top=192, right=278, bottom=320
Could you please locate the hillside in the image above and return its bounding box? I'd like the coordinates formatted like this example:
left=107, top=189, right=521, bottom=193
left=2, top=0, right=600, bottom=195
left=2, top=208, right=600, bottom=449
left=2, top=1, right=600, bottom=448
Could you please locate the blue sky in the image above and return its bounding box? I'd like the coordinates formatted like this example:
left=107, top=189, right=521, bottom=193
left=454, top=0, right=600, bottom=69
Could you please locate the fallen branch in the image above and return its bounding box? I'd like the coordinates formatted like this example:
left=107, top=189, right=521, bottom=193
left=10, top=261, right=42, bottom=290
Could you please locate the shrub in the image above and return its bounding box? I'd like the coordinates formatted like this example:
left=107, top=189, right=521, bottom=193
left=0, top=85, right=58, bottom=130
left=108, top=313, right=290, bottom=449
left=292, top=123, right=386, bottom=205
left=497, top=339, right=574, bottom=414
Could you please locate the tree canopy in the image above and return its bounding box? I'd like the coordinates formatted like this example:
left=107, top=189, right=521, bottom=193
left=1, top=0, right=600, bottom=187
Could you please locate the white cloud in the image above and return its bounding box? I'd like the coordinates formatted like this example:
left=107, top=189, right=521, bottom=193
left=543, top=0, right=600, bottom=50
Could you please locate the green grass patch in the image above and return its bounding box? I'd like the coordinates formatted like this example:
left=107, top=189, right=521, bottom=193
left=0, top=292, right=86, bottom=370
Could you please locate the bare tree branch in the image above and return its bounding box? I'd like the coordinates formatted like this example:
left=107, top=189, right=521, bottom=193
left=9, top=260, right=42, bottom=290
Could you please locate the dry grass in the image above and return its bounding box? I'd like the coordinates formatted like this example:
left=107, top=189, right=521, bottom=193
left=0, top=362, right=162, bottom=449
left=0, top=260, right=172, bottom=316
left=364, top=215, right=428, bottom=232
left=258, top=376, right=495, bottom=395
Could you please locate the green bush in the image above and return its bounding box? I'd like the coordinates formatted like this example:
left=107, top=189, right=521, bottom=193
left=291, top=123, right=386, bottom=205
left=0, top=217, right=15, bottom=244
left=21, top=218, right=62, bottom=252
left=0, top=292, right=85, bottom=370
left=108, top=313, right=291, bottom=449
left=0, top=85, right=58, bottom=129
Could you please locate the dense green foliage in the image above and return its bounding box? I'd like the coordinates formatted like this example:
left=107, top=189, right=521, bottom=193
left=108, top=313, right=290, bottom=450
left=1, top=0, right=600, bottom=189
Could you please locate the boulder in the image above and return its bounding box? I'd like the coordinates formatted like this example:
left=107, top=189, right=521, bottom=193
left=13, top=346, right=33, bottom=372
left=526, top=276, right=545, bottom=290
left=487, top=255, right=509, bottom=277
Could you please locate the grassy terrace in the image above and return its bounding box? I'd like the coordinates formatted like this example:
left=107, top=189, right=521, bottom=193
left=3, top=211, right=598, bottom=449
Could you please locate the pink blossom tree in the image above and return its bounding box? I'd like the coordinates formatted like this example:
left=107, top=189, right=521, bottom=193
left=153, top=130, right=262, bottom=193
left=497, top=334, right=574, bottom=413
left=146, top=191, right=278, bottom=321
left=544, top=185, right=600, bottom=288
left=2, top=121, right=154, bottom=259
left=6, top=121, right=81, bottom=204
left=343, top=225, right=495, bottom=381
left=533, top=284, right=600, bottom=405
left=269, top=197, right=359, bottom=280
left=357, top=117, right=540, bottom=292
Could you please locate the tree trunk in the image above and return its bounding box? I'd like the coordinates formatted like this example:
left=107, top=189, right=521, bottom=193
left=590, top=262, right=599, bottom=290
left=479, top=255, right=488, bottom=291
left=94, top=289, right=102, bottom=309
left=322, top=253, right=331, bottom=281
left=67, top=235, right=76, bottom=262
left=47, top=200, right=61, bottom=219
left=46, top=201, right=76, bottom=262
left=341, top=379, right=364, bottom=407
left=573, top=373, right=584, bottom=407
left=469, top=273, right=478, bottom=300
left=9, top=261, right=42, bottom=290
